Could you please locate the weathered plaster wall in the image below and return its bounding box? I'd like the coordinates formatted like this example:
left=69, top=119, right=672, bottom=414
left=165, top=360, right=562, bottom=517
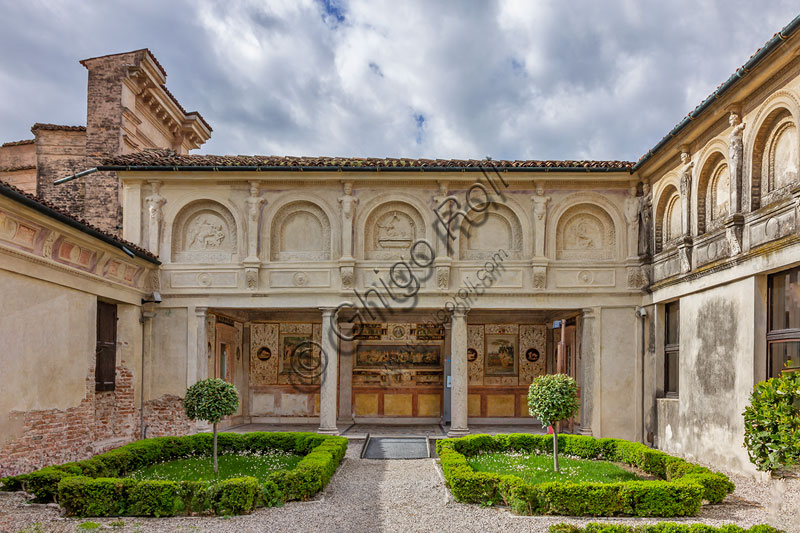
left=659, top=276, right=759, bottom=473
left=0, top=269, right=94, bottom=418
left=150, top=307, right=188, bottom=399
left=0, top=271, right=149, bottom=476
left=597, top=306, right=639, bottom=441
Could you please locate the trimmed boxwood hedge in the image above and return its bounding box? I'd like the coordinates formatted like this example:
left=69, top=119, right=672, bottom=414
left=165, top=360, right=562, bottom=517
left=549, top=523, right=783, bottom=532
left=436, top=434, right=735, bottom=517
left=0, top=432, right=347, bottom=517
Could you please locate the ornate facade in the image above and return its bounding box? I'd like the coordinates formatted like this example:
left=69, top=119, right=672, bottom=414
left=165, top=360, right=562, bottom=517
left=3, top=16, right=800, bottom=477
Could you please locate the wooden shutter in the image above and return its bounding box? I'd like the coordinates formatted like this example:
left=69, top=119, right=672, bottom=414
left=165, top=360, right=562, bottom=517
left=95, top=301, right=117, bottom=392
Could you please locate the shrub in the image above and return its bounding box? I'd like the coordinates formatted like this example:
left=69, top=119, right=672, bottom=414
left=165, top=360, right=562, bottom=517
left=183, top=378, right=240, bottom=475
left=743, top=371, right=800, bottom=472
left=528, top=374, right=580, bottom=472
left=1, top=432, right=347, bottom=517
left=212, top=477, right=259, bottom=515
left=438, top=434, right=735, bottom=517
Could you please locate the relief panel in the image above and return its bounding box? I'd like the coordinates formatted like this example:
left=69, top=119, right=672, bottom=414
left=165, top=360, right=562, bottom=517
left=172, top=201, right=237, bottom=263
left=553, top=268, right=615, bottom=288
left=268, top=269, right=331, bottom=288
left=169, top=271, right=238, bottom=288
left=556, top=204, right=616, bottom=260
left=748, top=204, right=797, bottom=248
left=364, top=201, right=425, bottom=259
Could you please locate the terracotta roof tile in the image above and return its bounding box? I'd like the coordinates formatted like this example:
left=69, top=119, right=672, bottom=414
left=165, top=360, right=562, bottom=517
left=31, top=123, right=86, bottom=132
left=1, top=139, right=34, bottom=147
left=104, top=149, right=633, bottom=171
left=0, top=179, right=158, bottom=263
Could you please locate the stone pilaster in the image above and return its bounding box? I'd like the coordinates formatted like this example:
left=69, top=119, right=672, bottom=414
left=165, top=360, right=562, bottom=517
left=579, top=308, right=596, bottom=436
left=192, top=307, right=208, bottom=387
left=337, top=323, right=355, bottom=424
left=318, top=307, right=340, bottom=434
left=448, top=308, right=469, bottom=437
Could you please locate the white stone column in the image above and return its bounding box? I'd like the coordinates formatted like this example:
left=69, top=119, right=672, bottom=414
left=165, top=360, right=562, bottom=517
left=579, top=308, right=596, bottom=436
left=448, top=308, right=469, bottom=437
left=318, top=307, right=340, bottom=434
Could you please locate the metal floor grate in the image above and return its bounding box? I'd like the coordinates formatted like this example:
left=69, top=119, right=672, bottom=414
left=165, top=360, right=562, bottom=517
left=361, top=436, right=430, bottom=459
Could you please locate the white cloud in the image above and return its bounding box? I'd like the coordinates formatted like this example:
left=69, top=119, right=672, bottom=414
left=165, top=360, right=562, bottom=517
left=0, top=0, right=798, bottom=161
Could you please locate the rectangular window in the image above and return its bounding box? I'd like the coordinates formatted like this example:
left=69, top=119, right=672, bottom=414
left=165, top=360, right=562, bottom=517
left=664, top=301, right=680, bottom=397
left=767, top=266, right=800, bottom=377
left=95, top=301, right=117, bottom=392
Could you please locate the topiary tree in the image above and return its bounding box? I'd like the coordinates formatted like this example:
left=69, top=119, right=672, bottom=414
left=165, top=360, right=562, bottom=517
left=528, top=374, right=580, bottom=472
left=184, top=378, right=240, bottom=475
left=743, top=371, right=800, bottom=473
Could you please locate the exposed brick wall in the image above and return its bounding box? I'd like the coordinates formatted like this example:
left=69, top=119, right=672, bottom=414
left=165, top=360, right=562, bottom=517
left=81, top=52, right=143, bottom=234
left=142, top=394, right=193, bottom=438
left=0, top=365, right=190, bottom=478
left=94, top=366, right=137, bottom=441
left=33, top=128, right=87, bottom=220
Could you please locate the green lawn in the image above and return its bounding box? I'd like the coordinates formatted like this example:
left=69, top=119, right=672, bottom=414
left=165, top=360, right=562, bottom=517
left=128, top=451, right=303, bottom=482
left=467, top=452, right=642, bottom=485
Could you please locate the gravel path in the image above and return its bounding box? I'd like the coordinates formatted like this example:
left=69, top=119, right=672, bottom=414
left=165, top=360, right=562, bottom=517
left=1, top=444, right=798, bottom=533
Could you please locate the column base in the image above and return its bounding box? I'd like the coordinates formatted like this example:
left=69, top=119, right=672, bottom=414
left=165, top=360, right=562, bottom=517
left=446, top=427, right=470, bottom=438
left=317, top=426, right=340, bottom=436
left=578, top=426, right=593, bottom=436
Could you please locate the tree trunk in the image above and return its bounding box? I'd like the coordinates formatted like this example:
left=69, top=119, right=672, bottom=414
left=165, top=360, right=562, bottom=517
left=553, top=426, right=559, bottom=472
left=213, top=422, right=218, bottom=476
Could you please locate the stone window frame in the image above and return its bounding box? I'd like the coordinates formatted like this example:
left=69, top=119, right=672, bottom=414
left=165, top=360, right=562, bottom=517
left=663, top=300, right=679, bottom=398
left=766, top=265, right=800, bottom=378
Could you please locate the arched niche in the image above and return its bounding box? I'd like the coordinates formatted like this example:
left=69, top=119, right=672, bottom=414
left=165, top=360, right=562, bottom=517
left=749, top=95, right=800, bottom=210
left=269, top=201, right=331, bottom=261
left=171, top=200, right=238, bottom=263
left=555, top=203, right=616, bottom=261
left=655, top=184, right=680, bottom=253
left=363, top=201, right=426, bottom=260
left=459, top=204, right=523, bottom=260
left=696, top=151, right=729, bottom=234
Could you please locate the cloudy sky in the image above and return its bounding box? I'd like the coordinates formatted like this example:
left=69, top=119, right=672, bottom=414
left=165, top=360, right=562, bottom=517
left=1, top=1, right=798, bottom=162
